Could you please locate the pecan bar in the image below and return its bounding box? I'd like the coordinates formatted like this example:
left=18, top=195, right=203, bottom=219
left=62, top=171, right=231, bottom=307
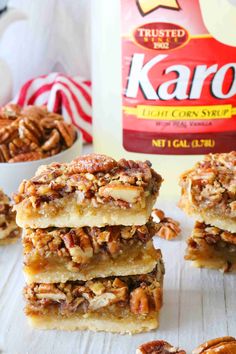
left=24, top=262, right=164, bottom=334
left=179, top=152, right=236, bottom=232
left=0, top=189, right=21, bottom=245
left=185, top=221, right=236, bottom=272
left=14, top=154, right=163, bottom=228
left=23, top=219, right=163, bottom=283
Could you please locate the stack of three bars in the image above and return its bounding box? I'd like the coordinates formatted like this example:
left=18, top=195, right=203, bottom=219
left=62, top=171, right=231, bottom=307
left=14, top=154, right=165, bottom=333
left=179, top=151, right=236, bottom=272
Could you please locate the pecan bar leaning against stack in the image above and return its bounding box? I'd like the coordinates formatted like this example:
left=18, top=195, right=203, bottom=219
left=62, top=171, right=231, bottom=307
left=0, top=189, right=21, bottom=245
left=179, top=151, right=236, bottom=272
left=14, top=154, right=165, bottom=333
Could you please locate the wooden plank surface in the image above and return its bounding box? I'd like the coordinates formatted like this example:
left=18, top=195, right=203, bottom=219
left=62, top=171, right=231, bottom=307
left=1, top=198, right=235, bottom=354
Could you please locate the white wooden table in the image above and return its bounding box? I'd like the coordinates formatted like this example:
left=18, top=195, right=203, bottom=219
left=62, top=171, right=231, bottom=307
left=1, top=155, right=235, bottom=354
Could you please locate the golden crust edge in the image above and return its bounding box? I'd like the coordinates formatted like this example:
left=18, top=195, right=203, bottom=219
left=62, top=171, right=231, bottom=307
left=179, top=199, right=236, bottom=233
left=27, top=312, right=159, bottom=334
left=188, top=259, right=236, bottom=272
left=24, top=258, right=159, bottom=283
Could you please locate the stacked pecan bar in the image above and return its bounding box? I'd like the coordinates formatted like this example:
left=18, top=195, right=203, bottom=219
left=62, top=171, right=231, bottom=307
left=179, top=151, right=236, bottom=272
left=14, top=153, right=165, bottom=333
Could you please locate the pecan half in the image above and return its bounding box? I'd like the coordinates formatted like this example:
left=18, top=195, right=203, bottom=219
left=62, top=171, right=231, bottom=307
left=136, top=340, right=186, bottom=354
left=56, top=121, right=76, bottom=147
left=21, top=105, right=47, bottom=119
left=192, top=336, right=236, bottom=354
left=72, top=154, right=118, bottom=174
left=0, top=144, right=10, bottom=162
left=1, top=103, right=21, bottom=119
left=8, top=151, right=43, bottom=163
left=41, top=129, right=60, bottom=152
left=18, top=117, right=43, bottom=145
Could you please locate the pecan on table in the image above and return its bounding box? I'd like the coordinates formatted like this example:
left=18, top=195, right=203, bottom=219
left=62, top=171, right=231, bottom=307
left=136, top=340, right=186, bottom=354
left=193, top=336, right=236, bottom=354
left=152, top=209, right=181, bottom=240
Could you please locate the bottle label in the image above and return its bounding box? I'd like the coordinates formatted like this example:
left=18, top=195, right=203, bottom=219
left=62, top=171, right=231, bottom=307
left=122, top=0, right=236, bottom=154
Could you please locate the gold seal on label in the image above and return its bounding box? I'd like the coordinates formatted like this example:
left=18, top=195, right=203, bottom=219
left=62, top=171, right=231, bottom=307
left=137, top=0, right=180, bottom=15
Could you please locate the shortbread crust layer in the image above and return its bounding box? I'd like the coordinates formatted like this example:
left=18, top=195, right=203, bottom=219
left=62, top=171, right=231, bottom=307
left=179, top=152, right=236, bottom=233
left=185, top=221, right=236, bottom=272
left=27, top=311, right=159, bottom=334
left=24, top=264, right=164, bottom=333
left=13, top=154, right=162, bottom=228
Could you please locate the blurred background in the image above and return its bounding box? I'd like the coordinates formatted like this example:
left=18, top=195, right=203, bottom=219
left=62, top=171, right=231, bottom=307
left=0, top=0, right=91, bottom=104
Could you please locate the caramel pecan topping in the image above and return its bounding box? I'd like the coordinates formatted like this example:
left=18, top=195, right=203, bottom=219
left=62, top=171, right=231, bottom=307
left=136, top=340, right=186, bottom=354
left=190, top=221, right=236, bottom=248
left=24, top=265, right=163, bottom=316
left=23, top=218, right=159, bottom=264
left=180, top=152, right=236, bottom=218
left=14, top=154, right=162, bottom=208
left=193, top=336, right=236, bottom=354
left=0, top=104, right=77, bottom=163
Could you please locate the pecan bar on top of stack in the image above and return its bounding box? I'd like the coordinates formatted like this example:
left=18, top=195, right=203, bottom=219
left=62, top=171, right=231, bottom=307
left=14, top=154, right=165, bottom=333
left=179, top=151, right=236, bottom=272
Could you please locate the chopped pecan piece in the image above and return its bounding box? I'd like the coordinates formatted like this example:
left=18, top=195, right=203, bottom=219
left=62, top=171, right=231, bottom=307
left=61, top=229, right=93, bottom=264
left=99, top=184, right=143, bottom=204
left=130, top=287, right=149, bottom=314
left=152, top=209, right=181, bottom=240
left=87, top=281, right=105, bottom=295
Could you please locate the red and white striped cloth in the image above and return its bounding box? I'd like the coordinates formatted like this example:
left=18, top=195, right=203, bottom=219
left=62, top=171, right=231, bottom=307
left=13, top=73, right=92, bottom=143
